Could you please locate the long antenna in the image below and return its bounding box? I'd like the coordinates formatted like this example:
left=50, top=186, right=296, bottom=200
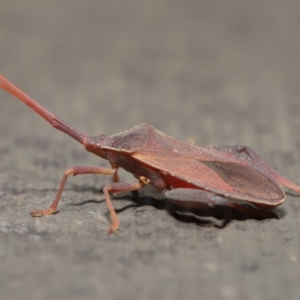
left=0, top=74, right=87, bottom=144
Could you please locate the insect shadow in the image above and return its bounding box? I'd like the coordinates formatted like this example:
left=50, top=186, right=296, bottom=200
left=3, top=183, right=285, bottom=229
left=70, top=184, right=284, bottom=229
left=167, top=203, right=284, bottom=228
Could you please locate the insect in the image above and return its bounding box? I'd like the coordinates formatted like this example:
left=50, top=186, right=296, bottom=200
left=1, top=74, right=300, bottom=233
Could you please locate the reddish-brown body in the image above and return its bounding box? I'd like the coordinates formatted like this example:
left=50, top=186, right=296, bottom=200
left=86, top=124, right=287, bottom=205
left=1, top=73, right=300, bottom=233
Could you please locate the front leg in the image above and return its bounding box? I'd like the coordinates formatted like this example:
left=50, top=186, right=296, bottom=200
left=30, top=165, right=149, bottom=233
left=30, top=165, right=117, bottom=217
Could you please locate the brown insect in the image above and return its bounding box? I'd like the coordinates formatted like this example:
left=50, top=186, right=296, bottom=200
left=1, top=74, right=300, bottom=233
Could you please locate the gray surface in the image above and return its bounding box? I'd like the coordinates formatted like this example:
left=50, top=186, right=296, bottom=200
left=1, top=1, right=300, bottom=299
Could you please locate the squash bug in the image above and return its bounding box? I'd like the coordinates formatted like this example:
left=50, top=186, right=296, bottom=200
left=1, top=74, right=300, bottom=233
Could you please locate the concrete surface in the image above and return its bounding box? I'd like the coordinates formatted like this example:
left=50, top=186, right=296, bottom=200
left=1, top=1, right=300, bottom=299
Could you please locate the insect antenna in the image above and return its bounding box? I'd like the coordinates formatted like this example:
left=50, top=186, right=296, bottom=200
left=0, top=74, right=86, bottom=144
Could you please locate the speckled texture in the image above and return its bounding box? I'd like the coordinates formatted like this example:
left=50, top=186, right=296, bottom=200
left=1, top=1, right=300, bottom=300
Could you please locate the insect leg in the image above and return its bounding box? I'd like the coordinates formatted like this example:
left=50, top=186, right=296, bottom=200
left=103, top=177, right=149, bottom=233
left=30, top=165, right=117, bottom=217
left=220, top=145, right=300, bottom=194
left=112, top=171, right=120, bottom=183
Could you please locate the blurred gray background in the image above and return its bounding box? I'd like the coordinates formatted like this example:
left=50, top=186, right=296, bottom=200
left=1, top=1, right=300, bottom=299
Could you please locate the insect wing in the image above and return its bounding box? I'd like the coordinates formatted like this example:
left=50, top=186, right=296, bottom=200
left=132, top=130, right=285, bottom=205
